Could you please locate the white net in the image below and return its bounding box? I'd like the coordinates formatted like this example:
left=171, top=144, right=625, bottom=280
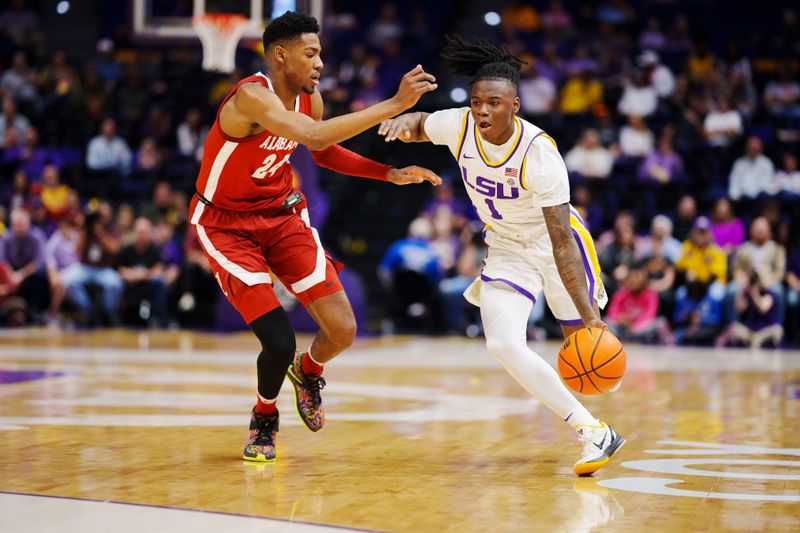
left=192, top=14, right=248, bottom=73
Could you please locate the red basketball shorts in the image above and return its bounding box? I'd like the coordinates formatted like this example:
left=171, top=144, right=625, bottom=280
left=189, top=195, right=343, bottom=324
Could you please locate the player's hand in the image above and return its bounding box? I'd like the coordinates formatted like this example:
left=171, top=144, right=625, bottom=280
left=586, top=318, right=608, bottom=330
left=378, top=118, right=413, bottom=142
left=393, top=65, right=437, bottom=110
left=387, top=166, right=442, bottom=186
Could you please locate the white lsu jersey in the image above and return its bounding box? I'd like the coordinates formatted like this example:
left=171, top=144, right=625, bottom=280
left=423, top=107, right=570, bottom=239
left=423, top=107, right=607, bottom=321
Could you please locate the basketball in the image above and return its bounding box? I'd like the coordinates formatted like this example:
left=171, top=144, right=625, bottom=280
left=558, top=327, right=626, bottom=395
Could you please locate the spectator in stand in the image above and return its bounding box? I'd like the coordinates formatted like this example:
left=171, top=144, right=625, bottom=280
left=687, top=41, right=716, bottom=83
left=0, top=97, right=31, bottom=149
left=772, top=152, right=800, bottom=199
left=599, top=222, right=637, bottom=296
left=501, top=0, right=540, bottom=35
left=703, top=97, right=743, bottom=148
left=116, top=65, right=149, bottom=131
left=605, top=262, right=671, bottom=343
left=2, top=170, right=33, bottom=212
left=728, top=137, right=775, bottom=201
left=639, top=20, right=666, bottom=52
left=519, top=59, right=557, bottom=122
left=93, top=38, right=123, bottom=86
left=710, top=198, right=745, bottom=255
left=439, top=228, right=486, bottom=335
left=366, top=3, right=403, bottom=49
left=541, top=0, right=573, bottom=34
left=618, top=69, right=658, bottom=118
left=175, top=108, right=208, bottom=162
left=0, top=0, right=42, bottom=49
left=673, top=280, right=725, bottom=346
left=0, top=208, right=47, bottom=322
left=175, top=225, right=217, bottom=329
left=141, top=181, right=176, bottom=223
left=565, top=46, right=599, bottom=77
left=637, top=50, right=675, bottom=98
left=62, top=204, right=123, bottom=327
left=571, top=184, right=603, bottom=233
left=565, top=129, right=613, bottom=180
left=672, top=195, right=697, bottom=242
left=135, top=137, right=162, bottom=175
left=763, top=67, right=800, bottom=122
left=117, top=217, right=168, bottom=328
left=560, top=67, right=603, bottom=116
left=378, top=218, right=444, bottom=331
left=86, top=118, right=132, bottom=177
left=728, top=217, right=786, bottom=323
left=638, top=134, right=684, bottom=185
left=676, top=216, right=727, bottom=286
left=29, top=197, right=55, bottom=238
left=0, top=51, right=39, bottom=108
left=637, top=215, right=682, bottom=263
left=619, top=115, right=654, bottom=158
left=640, top=238, right=677, bottom=318
left=721, top=271, right=784, bottom=348
left=3, top=127, right=61, bottom=181
left=153, top=219, right=181, bottom=310
left=44, top=218, right=79, bottom=323
left=40, top=164, right=71, bottom=220
left=421, top=180, right=470, bottom=231
left=786, top=236, right=800, bottom=345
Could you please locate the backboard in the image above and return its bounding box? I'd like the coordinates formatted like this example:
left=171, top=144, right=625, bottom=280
left=132, top=0, right=323, bottom=41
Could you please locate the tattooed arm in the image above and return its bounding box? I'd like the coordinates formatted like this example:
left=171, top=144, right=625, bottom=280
left=542, top=202, right=606, bottom=328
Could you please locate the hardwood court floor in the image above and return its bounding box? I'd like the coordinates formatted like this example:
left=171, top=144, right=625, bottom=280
left=0, top=329, right=799, bottom=532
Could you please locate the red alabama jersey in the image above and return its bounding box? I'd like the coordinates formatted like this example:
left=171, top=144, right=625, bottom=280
left=194, top=72, right=312, bottom=212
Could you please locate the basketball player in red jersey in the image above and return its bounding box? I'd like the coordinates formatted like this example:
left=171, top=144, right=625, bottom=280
left=190, top=11, right=441, bottom=462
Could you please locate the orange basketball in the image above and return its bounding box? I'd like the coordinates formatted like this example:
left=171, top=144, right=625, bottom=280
left=558, top=327, right=626, bottom=395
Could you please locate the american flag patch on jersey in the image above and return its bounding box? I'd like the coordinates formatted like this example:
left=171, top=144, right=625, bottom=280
left=504, top=167, right=518, bottom=178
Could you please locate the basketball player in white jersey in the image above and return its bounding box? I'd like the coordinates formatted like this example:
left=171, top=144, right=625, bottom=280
left=378, top=35, right=625, bottom=476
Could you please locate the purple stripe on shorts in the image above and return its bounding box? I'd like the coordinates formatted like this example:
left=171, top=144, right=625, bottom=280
left=557, top=317, right=584, bottom=326
left=571, top=228, right=596, bottom=300
left=481, top=273, right=536, bottom=303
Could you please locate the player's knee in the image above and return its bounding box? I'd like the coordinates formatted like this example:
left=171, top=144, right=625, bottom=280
left=326, top=313, right=357, bottom=350
left=250, top=308, right=296, bottom=363
left=485, top=334, right=522, bottom=360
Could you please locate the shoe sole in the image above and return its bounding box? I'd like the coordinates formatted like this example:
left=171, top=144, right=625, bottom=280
left=242, top=454, right=276, bottom=463
left=574, top=435, right=627, bottom=477
left=287, top=366, right=324, bottom=433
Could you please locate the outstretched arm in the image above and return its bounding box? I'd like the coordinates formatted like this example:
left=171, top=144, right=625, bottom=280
left=309, top=92, right=440, bottom=186
left=378, top=112, right=432, bottom=143
left=542, top=202, right=606, bottom=329
left=223, top=66, right=436, bottom=151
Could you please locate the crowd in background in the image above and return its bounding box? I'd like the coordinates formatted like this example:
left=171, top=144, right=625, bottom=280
left=0, top=1, right=798, bottom=345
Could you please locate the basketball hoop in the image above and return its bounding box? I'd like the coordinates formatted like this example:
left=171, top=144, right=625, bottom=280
left=192, top=13, right=248, bottom=73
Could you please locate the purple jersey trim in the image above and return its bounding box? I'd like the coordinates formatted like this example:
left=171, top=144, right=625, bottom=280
left=474, top=118, right=525, bottom=168
left=556, top=317, right=585, bottom=326
left=480, top=273, right=537, bottom=302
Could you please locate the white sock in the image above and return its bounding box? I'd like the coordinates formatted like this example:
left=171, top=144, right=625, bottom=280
left=479, top=283, right=599, bottom=431
left=307, top=347, right=325, bottom=367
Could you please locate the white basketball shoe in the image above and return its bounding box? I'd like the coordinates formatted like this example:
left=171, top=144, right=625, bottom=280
left=574, top=421, right=626, bottom=476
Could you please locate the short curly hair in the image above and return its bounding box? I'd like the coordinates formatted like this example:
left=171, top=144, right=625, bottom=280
left=262, top=11, right=320, bottom=50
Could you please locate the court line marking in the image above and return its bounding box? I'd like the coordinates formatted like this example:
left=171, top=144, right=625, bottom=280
left=0, top=492, right=381, bottom=533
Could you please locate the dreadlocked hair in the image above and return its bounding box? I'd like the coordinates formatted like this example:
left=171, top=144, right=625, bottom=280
left=262, top=11, right=320, bottom=49
left=440, top=34, right=526, bottom=87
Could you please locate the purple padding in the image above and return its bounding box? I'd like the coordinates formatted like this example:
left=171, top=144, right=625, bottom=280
left=0, top=370, right=66, bottom=384
left=480, top=274, right=537, bottom=302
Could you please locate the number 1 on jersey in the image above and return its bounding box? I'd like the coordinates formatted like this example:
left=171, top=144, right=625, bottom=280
left=485, top=199, right=503, bottom=220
